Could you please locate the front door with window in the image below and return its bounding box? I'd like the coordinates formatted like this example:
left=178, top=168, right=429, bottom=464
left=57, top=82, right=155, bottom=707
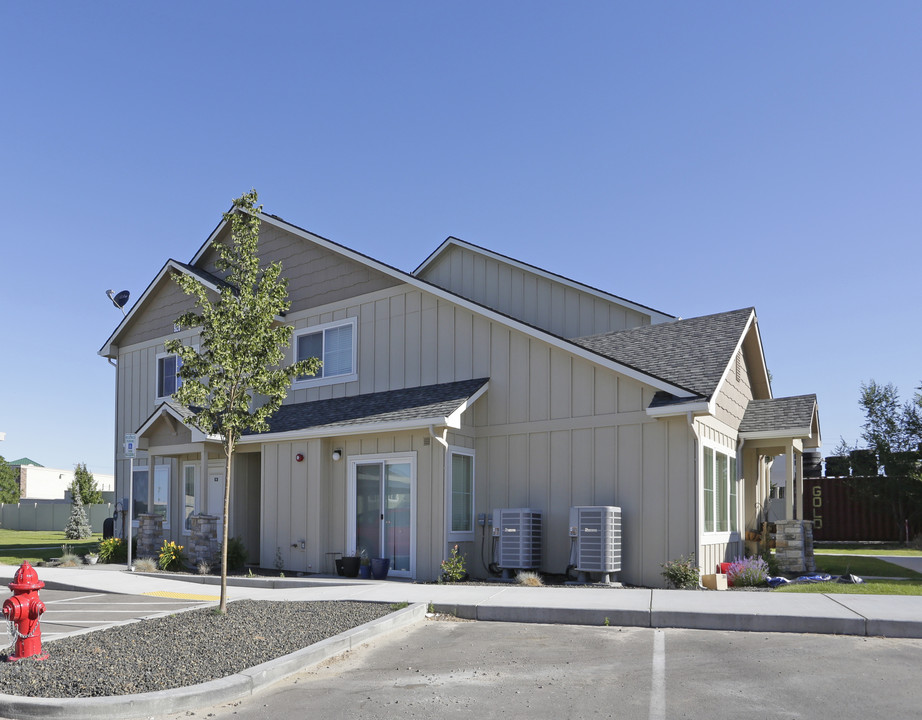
left=349, top=455, right=415, bottom=578
left=207, top=461, right=226, bottom=522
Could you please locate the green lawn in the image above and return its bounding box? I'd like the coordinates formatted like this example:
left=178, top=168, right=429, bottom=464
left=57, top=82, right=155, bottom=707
left=776, top=580, right=922, bottom=596
left=0, top=530, right=102, bottom=565
left=812, top=554, right=922, bottom=579
left=814, top=542, right=922, bottom=557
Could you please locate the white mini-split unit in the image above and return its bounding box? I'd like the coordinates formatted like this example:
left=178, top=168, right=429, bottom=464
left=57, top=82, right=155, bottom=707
left=569, top=505, right=622, bottom=584
left=492, top=508, right=542, bottom=577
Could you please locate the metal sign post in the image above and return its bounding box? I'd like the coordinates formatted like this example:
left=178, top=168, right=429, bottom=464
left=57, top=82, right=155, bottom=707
left=124, top=433, right=137, bottom=571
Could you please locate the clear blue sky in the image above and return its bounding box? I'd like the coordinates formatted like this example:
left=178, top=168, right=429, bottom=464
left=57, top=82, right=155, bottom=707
left=1, top=3, right=920, bottom=474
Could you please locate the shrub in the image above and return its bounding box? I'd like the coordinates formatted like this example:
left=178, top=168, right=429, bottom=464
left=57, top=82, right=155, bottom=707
left=760, top=548, right=780, bottom=576
left=219, top=536, right=248, bottom=572
left=197, top=560, right=212, bottom=575
left=134, top=557, right=158, bottom=573
left=727, top=555, right=769, bottom=587
left=97, top=537, right=137, bottom=564
left=439, top=544, right=467, bottom=582
left=661, top=554, right=699, bottom=589
left=59, top=544, right=81, bottom=567
left=516, top=570, right=544, bottom=587
left=63, top=481, right=93, bottom=539
left=158, top=540, right=186, bottom=571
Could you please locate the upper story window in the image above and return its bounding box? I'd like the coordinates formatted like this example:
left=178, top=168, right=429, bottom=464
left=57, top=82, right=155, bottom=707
left=293, top=318, right=357, bottom=387
left=156, top=353, right=182, bottom=400
left=703, top=446, right=739, bottom=535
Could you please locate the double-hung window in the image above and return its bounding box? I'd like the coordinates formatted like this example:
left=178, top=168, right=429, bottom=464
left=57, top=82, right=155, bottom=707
left=156, top=353, right=182, bottom=400
left=294, top=319, right=357, bottom=386
left=447, top=447, right=475, bottom=541
left=703, top=446, right=738, bottom=534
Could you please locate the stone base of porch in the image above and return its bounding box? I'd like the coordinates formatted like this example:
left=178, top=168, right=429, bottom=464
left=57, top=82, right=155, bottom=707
left=774, top=519, right=816, bottom=574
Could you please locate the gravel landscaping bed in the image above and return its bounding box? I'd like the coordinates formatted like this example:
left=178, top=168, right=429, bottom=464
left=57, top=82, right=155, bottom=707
left=0, top=600, right=394, bottom=698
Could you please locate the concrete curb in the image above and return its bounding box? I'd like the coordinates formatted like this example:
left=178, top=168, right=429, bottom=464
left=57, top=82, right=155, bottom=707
left=0, top=602, right=427, bottom=720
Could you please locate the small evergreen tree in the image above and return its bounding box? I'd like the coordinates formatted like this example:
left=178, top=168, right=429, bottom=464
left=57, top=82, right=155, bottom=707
left=0, top=456, right=20, bottom=504
left=64, top=480, right=93, bottom=539
left=74, top=462, right=104, bottom=505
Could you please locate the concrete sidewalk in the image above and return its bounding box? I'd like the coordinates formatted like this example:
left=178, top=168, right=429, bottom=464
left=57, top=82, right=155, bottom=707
left=1, top=564, right=921, bottom=720
left=6, top=563, right=922, bottom=639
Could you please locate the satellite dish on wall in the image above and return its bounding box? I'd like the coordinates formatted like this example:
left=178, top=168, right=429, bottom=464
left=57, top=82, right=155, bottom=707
left=106, top=289, right=130, bottom=316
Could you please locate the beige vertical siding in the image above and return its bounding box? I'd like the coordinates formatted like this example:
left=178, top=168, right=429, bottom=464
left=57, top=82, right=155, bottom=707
left=118, top=273, right=197, bottom=348
left=418, top=244, right=652, bottom=338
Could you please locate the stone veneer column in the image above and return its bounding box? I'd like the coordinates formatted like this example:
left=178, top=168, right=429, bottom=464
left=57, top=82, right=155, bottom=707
left=136, top=514, right=164, bottom=560
left=188, top=514, right=221, bottom=566
left=774, top=519, right=816, bottom=574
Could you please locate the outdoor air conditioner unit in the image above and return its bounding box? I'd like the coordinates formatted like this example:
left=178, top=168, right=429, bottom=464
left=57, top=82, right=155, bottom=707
left=569, top=505, right=622, bottom=584
left=492, top=508, right=542, bottom=576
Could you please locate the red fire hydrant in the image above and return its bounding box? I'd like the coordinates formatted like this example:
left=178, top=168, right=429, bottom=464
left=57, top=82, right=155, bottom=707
left=3, top=562, right=48, bottom=661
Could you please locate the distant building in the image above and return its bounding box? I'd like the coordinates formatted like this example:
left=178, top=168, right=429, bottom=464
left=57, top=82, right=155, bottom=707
left=8, top=460, right=114, bottom=501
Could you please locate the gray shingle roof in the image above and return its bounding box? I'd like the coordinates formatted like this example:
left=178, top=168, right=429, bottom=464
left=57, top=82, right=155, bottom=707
left=572, top=308, right=754, bottom=398
left=251, top=378, right=490, bottom=436
left=739, top=395, right=817, bottom=435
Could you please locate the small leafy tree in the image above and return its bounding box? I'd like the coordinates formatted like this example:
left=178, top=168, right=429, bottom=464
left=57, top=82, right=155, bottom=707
left=74, top=462, right=104, bottom=505
left=64, top=480, right=93, bottom=539
left=0, top=456, right=20, bottom=504
left=166, top=190, right=320, bottom=612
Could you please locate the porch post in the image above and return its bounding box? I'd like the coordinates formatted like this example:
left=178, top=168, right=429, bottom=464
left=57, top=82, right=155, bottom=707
left=795, top=449, right=804, bottom=521
left=200, top=449, right=208, bottom=516
left=786, top=444, right=795, bottom=520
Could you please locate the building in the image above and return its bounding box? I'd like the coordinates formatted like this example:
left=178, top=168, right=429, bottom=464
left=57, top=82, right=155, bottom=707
left=98, top=206, right=820, bottom=585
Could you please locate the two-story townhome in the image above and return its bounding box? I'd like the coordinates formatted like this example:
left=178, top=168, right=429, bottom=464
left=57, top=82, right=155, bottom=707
left=98, top=206, right=820, bottom=586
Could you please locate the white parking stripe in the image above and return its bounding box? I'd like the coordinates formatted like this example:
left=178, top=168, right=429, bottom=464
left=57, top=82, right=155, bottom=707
left=649, top=629, right=666, bottom=720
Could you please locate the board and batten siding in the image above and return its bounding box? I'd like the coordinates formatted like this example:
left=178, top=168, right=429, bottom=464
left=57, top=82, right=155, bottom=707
left=197, top=222, right=401, bottom=316
left=417, top=243, right=652, bottom=339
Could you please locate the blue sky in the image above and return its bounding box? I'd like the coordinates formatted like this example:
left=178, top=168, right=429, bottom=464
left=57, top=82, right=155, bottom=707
left=1, top=3, right=920, bottom=474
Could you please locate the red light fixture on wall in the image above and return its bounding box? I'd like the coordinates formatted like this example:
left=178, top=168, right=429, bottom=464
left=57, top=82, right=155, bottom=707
left=295, top=453, right=304, bottom=462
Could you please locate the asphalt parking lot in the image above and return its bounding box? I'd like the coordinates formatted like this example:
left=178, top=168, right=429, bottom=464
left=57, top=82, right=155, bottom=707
left=2, top=588, right=217, bottom=644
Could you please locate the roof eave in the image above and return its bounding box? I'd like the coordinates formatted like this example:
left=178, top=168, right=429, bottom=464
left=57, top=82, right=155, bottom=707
left=237, top=415, right=456, bottom=444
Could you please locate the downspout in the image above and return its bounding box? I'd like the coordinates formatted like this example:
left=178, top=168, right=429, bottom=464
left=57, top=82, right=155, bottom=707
left=687, top=412, right=704, bottom=588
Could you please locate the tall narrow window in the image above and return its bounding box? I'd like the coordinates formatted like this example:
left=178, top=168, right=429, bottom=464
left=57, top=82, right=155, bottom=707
left=448, top=448, right=475, bottom=539
left=133, top=467, right=149, bottom=520
left=703, top=448, right=715, bottom=533
left=156, top=354, right=182, bottom=399
left=153, top=464, right=170, bottom=529
left=729, top=457, right=739, bottom=532
left=183, top=464, right=197, bottom=533
left=716, top=453, right=728, bottom=533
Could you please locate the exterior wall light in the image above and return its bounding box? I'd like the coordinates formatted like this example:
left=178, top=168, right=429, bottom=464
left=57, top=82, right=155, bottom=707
left=332, top=449, right=342, bottom=461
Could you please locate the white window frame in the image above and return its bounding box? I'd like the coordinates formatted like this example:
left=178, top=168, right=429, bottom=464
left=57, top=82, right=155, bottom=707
left=293, top=318, right=358, bottom=388
left=446, top=446, right=475, bottom=542
left=702, top=443, right=740, bottom=539
left=153, top=464, right=170, bottom=530
left=155, top=352, right=182, bottom=402
left=181, top=462, right=199, bottom=535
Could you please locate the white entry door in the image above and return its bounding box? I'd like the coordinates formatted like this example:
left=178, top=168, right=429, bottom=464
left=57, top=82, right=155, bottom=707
left=207, top=460, right=226, bottom=521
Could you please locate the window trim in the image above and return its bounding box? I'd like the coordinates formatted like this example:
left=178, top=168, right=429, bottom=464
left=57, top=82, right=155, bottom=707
left=446, top=446, right=475, bottom=542
left=292, top=318, right=358, bottom=388
left=155, top=351, right=182, bottom=402
left=702, top=443, right=740, bottom=538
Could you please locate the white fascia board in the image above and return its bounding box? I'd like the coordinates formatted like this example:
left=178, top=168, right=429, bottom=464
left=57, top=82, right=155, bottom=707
left=247, top=215, right=693, bottom=399
left=445, top=381, right=490, bottom=426
left=236, top=415, right=456, bottom=445
left=98, top=260, right=222, bottom=358
left=646, top=401, right=710, bottom=418
left=135, top=402, right=211, bottom=443
left=413, top=237, right=676, bottom=325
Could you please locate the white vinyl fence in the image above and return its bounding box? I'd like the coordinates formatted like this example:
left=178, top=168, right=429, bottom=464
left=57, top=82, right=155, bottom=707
left=0, top=503, right=114, bottom=533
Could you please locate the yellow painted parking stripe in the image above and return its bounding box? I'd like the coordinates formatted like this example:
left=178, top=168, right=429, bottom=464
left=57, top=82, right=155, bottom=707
left=142, top=591, right=219, bottom=601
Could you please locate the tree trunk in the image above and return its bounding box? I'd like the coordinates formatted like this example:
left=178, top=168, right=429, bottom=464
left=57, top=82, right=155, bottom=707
left=220, top=437, right=234, bottom=614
